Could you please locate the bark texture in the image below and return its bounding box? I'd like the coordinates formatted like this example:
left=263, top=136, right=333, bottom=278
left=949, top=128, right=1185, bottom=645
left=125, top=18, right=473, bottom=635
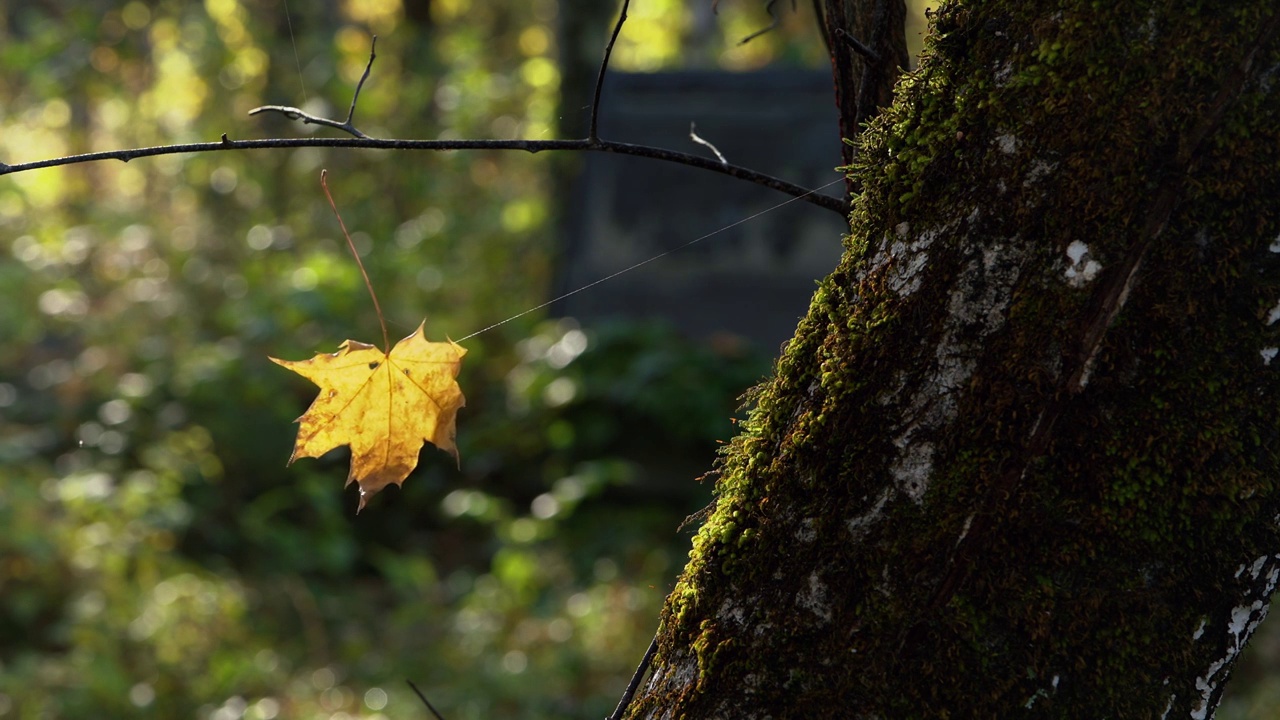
left=821, top=0, right=910, bottom=167
left=632, top=1, right=1280, bottom=717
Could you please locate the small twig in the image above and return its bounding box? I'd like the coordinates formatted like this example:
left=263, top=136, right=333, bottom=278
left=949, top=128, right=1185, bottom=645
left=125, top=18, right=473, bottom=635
left=589, top=0, right=631, bottom=143
left=407, top=680, right=447, bottom=720
left=607, top=635, right=658, bottom=720
left=248, top=105, right=370, bottom=139
left=739, top=0, right=781, bottom=45
left=810, top=0, right=832, bottom=55
left=345, top=35, right=378, bottom=128
left=689, top=123, right=728, bottom=165
left=736, top=0, right=797, bottom=46
left=834, top=27, right=881, bottom=65
left=249, top=36, right=378, bottom=138
left=678, top=499, right=716, bottom=532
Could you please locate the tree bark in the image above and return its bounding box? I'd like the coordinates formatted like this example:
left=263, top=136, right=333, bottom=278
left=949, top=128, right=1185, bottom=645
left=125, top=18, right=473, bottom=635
left=631, top=1, right=1280, bottom=717
left=821, top=0, right=909, bottom=167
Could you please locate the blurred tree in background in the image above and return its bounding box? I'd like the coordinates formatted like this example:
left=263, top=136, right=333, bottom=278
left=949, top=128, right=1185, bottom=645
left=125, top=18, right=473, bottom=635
left=0, top=0, right=896, bottom=717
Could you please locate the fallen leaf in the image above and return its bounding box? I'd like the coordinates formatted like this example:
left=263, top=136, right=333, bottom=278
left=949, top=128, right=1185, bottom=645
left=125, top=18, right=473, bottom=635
left=271, top=322, right=467, bottom=510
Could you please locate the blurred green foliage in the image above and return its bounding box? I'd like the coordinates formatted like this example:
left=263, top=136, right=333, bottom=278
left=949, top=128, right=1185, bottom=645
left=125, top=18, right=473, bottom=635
left=0, top=0, right=833, bottom=717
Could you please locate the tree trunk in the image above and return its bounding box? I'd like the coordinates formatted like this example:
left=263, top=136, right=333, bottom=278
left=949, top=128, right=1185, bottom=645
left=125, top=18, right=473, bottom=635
left=821, top=0, right=909, bottom=167
left=631, top=1, right=1280, bottom=717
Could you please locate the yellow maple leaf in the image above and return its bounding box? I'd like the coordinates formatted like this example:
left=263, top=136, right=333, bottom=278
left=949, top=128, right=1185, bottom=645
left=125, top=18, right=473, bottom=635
left=270, top=322, right=467, bottom=510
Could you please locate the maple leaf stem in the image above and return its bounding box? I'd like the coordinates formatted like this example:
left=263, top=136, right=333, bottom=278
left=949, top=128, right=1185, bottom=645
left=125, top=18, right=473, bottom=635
left=320, top=169, right=391, bottom=351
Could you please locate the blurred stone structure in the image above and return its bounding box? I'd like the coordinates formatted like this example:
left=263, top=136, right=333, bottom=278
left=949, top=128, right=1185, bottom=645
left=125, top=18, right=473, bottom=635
left=556, top=70, right=849, bottom=350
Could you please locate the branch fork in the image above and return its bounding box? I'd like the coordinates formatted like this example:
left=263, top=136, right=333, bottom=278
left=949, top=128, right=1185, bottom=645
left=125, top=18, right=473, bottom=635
left=249, top=36, right=378, bottom=138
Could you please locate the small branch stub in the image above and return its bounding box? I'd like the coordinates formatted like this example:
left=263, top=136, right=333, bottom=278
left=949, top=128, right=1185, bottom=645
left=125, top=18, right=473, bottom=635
left=835, top=27, right=882, bottom=65
left=690, top=123, right=728, bottom=165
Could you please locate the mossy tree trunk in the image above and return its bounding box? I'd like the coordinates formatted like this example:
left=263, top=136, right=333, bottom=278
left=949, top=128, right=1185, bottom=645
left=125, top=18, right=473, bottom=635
left=630, top=1, right=1280, bottom=717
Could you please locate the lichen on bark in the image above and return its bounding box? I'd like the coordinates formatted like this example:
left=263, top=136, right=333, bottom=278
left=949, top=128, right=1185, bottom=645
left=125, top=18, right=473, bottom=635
left=631, top=1, right=1280, bottom=718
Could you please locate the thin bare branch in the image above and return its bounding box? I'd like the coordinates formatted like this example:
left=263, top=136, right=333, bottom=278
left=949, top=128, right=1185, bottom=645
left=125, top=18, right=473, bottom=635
left=248, top=36, right=378, bottom=138
left=739, top=0, right=782, bottom=45
left=811, top=0, right=832, bottom=55
left=406, top=681, right=446, bottom=720
left=0, top=136, right=850, bottom=215
left=608, top=636, right=658, bottom=720
left=590, top=0, right=631, bottom=142
left=247, top=105, right=369, bottom=138
left=345, top=35, right=377, bottom=126
left=1, top=14, right=851, bottom=216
